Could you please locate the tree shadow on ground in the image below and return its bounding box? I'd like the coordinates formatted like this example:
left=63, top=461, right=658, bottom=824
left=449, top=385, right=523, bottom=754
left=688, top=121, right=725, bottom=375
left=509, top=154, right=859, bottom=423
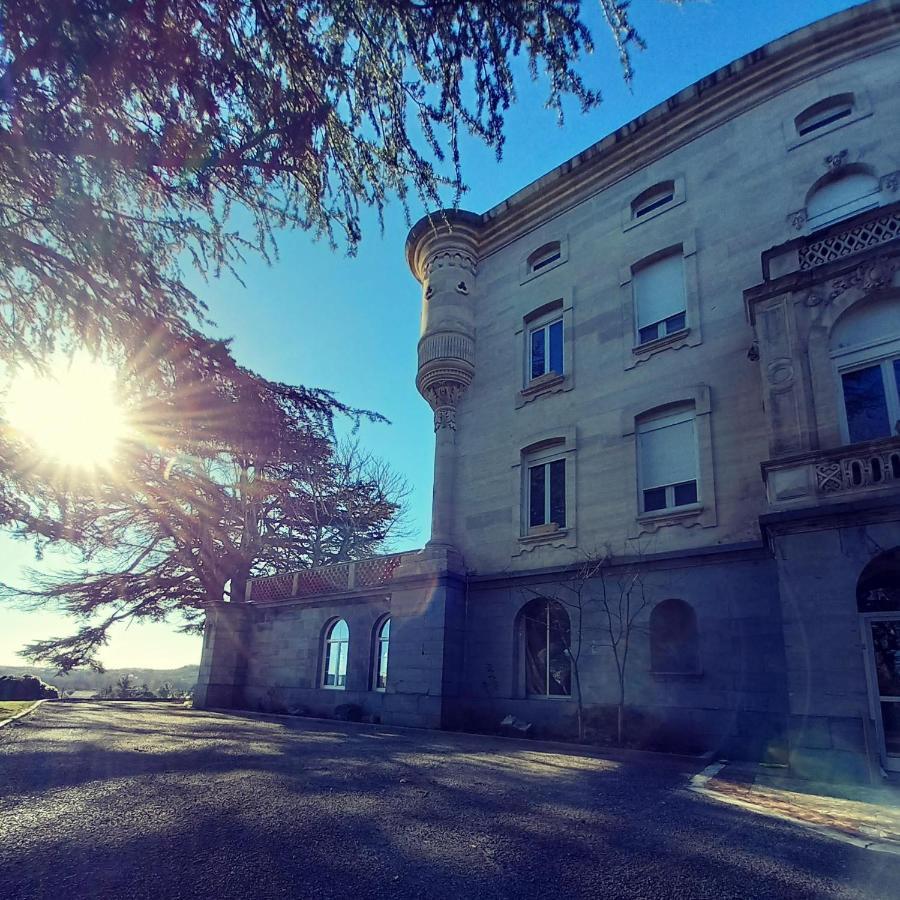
left=1, top=704, right=897, bottom=900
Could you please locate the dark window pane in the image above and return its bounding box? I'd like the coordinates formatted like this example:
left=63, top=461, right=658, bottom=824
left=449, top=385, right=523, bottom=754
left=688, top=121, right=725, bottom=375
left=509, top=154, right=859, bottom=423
left=529, top=464, right=545, bottom=527
left=871, top=621, right=900, bottom=697
left=635, top=192, right=674, bottom=217
left=842, top=366, right=890, bottom=442
left=549, top=459, right=566, bottom=527
left=524, top=603, right=547, bottom=695
left=893, top=359, right=900, bottom=411
left=638, top=323, right=659, bottom=345
left=673, top=480, right=697, bottom=506
left=533, top=250, right=561, bottom=271
left=547, top=601, right=572, bottom=696
left=643, top=487, right=667, bottom=512
left=530, top=327, right=545, bottom=379
left=549, top=320, right=564, bottom=374
left=665, top=311, right=686, bottom=334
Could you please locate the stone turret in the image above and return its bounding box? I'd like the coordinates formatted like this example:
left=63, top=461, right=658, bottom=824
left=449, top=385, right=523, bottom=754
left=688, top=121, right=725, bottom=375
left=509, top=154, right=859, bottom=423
left=406, top=209, right=481, bottom=549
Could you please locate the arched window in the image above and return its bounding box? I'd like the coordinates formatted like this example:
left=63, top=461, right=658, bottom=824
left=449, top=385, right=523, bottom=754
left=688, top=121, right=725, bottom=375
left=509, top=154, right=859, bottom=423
left=806, top=170, right=879, bottom=231
left=632, top=181, right=675, bottom=219
left=830, top=296, right=900, bottom=444
left=650, top=599, right=700, bottom=674
left=527, top=241, right=562, bottom=274
left=519, top=598, right=571, bottom=696
left=374, top=617, right=390, bottom=691
left=322, top=619, right=349, bottom=689
left=795, top=94, right=855, bottom=137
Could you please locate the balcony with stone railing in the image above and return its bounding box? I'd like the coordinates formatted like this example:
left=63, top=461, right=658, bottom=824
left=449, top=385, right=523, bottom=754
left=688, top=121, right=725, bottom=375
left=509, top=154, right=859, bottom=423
left=245, top=552, right=412, bottom=604
left=761, top=198, right=900, bottom=282
left=762, top=436, right=900, bottom=509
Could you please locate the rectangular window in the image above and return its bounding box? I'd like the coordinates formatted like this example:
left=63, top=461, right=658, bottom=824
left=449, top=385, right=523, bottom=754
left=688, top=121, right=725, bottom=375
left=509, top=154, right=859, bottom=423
left=840, top=356, right=900, bottom=443
left=529, top=318, right=563, bottom=380
left=634, top=252, right=687, bottom=346
left=528, top=458, right=566, bottom=528
left=638, top=408, right=698, bottom=513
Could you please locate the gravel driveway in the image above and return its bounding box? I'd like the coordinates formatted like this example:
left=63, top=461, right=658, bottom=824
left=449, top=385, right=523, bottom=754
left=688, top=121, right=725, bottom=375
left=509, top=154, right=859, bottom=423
left=1, top=702, right=897, bottom=899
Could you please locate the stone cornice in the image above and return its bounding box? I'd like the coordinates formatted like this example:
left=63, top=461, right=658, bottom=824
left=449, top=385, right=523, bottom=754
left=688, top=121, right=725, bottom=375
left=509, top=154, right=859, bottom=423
left=405, top=1, right=900, bottom=272
left=476, top=1, right=900, bottom=257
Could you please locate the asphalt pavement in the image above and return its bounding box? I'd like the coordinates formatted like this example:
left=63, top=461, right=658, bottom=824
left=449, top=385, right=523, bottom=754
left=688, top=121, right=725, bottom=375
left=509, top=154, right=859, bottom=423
left=1, top=702, right=898, bottom=899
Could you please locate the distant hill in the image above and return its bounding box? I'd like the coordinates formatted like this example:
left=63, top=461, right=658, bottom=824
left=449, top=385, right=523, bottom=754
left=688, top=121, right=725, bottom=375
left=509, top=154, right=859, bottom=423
left=0, top=664, right=199, bottom=696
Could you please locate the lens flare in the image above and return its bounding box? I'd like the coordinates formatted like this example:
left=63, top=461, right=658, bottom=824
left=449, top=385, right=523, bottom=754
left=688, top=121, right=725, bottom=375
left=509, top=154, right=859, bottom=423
left=6, top=353, right=128, bottom=468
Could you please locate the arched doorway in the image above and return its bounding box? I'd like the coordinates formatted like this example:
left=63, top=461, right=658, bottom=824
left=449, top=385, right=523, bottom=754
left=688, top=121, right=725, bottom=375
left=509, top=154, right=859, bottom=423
left=858, top=548, right=900, bottom=771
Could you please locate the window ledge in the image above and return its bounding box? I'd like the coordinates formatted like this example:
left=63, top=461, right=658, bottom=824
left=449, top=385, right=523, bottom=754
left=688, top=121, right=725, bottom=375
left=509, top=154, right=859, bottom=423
left=321, top=684, right=346, bottom=691
left=632, top=326, right=690, bottom=356
left=523, top=693, right=574, bottom=701
left=517, top=371, right=572, bottom=407
left=637, top=502, right=703, bottom=525
left=523, top=371, right=564, bottom=394
left=651, top=670, right=704, bottom=681
left=519, top=526, right=569, bottom=546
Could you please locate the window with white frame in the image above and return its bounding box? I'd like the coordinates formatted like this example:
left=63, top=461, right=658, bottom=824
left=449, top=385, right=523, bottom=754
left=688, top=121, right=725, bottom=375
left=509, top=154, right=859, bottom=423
left=637, top=406, right=699, bottom=513
left=374, top=617, right=390, bottom=691
left=528, top=313, right=564, bottom=381
left=322, top=618, right=349, bottom=689
left=795, top=94, right=855, bottom=137
left=526, top=451, right=566, bottom=531
left=633, top=251, right=687, bottom=346
left=527, top=241, right=562, bottom=274
left=632, top=181, right=675, bottom=219
left=831, top=298, right=900, bottom=444
left=806, top=171, right=879, bottom=231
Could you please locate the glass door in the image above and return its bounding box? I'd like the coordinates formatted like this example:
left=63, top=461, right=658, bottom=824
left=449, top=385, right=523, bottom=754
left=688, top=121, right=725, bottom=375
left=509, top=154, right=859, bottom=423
left=866, top=616, right=900, bottom=771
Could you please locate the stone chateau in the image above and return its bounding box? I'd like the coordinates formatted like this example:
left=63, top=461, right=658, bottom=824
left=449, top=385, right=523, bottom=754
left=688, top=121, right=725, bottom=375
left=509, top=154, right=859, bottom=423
left=196, top=0, right=900, bottom=780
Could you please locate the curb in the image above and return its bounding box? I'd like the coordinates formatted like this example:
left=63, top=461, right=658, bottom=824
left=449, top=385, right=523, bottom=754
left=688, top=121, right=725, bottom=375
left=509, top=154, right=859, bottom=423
left=687, top=767, right=900, bottom=856
left=0, top=699, right=46, bottom=729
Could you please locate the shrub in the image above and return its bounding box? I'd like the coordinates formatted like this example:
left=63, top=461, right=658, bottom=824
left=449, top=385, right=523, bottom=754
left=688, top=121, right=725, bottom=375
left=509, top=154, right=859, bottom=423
left=0, top=674, right=59, bottom=700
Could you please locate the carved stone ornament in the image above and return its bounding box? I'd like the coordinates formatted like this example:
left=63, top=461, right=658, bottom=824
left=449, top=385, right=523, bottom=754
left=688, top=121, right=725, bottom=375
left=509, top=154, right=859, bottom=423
left=426, top=249, right=477, bottom=277
left=747, top=342, right=760, bottom=362
left=790, top=210, right=807, bottom=231
left=803, top=291, right=823, bottom=307
left=881, top=172, right=899, bottom=193
left=456, top=280, right=469, bottom=295
left=425, top=285, right=434, bottom=299
left=422, top=379, right=466, bottom=412
left=829, top=256, right=898, bottom=300
left=766, top=358, right=795, bottom=387
left=824, top=149, right=848, bottom=173
left=433, top=407, right=457, bottom=431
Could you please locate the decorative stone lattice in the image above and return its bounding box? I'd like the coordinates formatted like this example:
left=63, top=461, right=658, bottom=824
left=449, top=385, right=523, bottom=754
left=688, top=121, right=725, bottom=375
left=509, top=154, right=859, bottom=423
left=296, top=564, right=350, bottom=596
left=248, top=573, right=294, bottom=602
left=246, top=553, right=407, bottom=602
left=799, top=212, right=900, bottom=270
left=355, top=554, right=404, bottom=587
left=815, top=446, right=900, bottom=494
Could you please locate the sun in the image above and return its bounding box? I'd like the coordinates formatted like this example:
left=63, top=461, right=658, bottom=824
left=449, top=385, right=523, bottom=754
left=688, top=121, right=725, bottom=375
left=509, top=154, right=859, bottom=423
left=5, top=352, right=129, bottom=468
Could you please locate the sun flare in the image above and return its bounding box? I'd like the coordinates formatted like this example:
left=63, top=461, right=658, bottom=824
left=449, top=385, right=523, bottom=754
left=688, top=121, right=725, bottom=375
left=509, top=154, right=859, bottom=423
left=5, top=353, right=128, bottom=468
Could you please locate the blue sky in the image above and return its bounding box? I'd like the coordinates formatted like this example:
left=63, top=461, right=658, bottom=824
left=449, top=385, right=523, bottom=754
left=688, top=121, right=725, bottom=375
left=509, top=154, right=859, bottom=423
left=0, top=0, right=862, bottom=669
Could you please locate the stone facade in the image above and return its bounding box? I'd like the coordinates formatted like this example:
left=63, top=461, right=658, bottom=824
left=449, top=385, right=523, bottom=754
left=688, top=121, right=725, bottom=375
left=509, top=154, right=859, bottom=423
left=196, top=1, right=900, bottom=779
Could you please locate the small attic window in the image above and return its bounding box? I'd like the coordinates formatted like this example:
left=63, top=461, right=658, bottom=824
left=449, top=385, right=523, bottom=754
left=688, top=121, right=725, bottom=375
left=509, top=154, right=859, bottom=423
left=528, top=242, right=562, bottom=274
left=632, top=181, right=675, bottom=219
left=795, top=94, right=854, bottom=137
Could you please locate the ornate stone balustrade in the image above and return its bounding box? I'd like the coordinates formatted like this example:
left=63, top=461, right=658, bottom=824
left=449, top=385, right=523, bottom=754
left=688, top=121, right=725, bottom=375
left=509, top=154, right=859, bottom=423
left=799, top=210, right=900, bottom=270
left=245, top=552, right=410, bottom=603
left=762, top=437, right=900, bottom=508
left=763, top=200, right=900, bottom=281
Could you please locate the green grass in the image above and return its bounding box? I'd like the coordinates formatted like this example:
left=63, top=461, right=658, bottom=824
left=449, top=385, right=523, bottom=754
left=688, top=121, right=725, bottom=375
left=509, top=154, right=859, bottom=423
left=0, top=700, right=40, bottom=720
